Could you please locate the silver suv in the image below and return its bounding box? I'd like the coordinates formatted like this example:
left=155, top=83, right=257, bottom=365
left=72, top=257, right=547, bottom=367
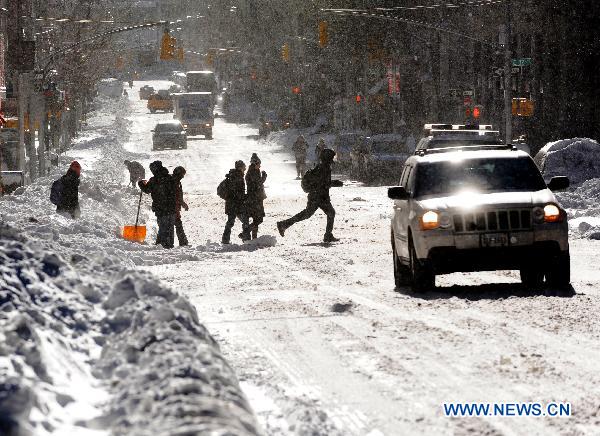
left=388, top=148, right=570, bottom=291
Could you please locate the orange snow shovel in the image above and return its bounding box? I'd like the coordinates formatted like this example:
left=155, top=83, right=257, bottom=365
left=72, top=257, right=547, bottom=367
left=122, top=190, right=147, bottom=243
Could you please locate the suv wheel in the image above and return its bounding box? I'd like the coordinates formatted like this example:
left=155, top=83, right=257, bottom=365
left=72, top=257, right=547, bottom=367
left=409, top=238, right=435, bottom=292
left=392, top=234, right=410, bottom=288
left=520, top=266, right=544, bottom=289
left=546, top=251, right=570, bottom=288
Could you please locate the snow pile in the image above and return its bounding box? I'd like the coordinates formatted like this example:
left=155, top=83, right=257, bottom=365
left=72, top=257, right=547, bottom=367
left=0, top=95, right=260, bottom=434
left=534, top=138, right=600, bottom=185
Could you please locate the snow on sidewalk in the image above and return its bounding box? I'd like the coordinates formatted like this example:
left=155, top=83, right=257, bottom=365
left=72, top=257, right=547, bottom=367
left=0, top=96, right=260, bottom=435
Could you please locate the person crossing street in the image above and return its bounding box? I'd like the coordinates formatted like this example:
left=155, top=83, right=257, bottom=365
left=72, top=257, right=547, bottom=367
left=292, top=135, right=309, bottom=179
left=277, top=148, right=343, bottom=243
left=245, top=153, right=267, bottom=239
left=173, top=166, right=189, bottom=247
left=220, top=160, right=251, bottom=244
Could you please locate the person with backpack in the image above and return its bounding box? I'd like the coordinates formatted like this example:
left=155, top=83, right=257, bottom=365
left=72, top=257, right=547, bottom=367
left=173, top=166, right=189, bottom=247
left=138, top=161, right=177, bottom=249
left=51, top=161, right=81, bottom=218
left=277, top=148, right=343, bottom=243
left=124, top=160, right=145, bottom=188
left=292, top=135, right=308, bottom=179
left=245, top=153, right=267, bottom=239
left=219, top=160, right=251, bottom=244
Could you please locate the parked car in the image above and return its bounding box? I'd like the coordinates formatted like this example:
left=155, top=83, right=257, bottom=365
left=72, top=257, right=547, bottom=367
left=139, top=85, right=155, bottom=100
left=351, top=135, right=409, bottom=182
left=388, top=146, right=570, bottom=292
left=147, top=91, right=173, bottom=113
left=152, top=121, right=187, bottom=150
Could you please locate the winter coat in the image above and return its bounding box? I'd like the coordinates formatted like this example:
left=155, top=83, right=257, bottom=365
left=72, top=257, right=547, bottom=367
left=224, top=169, right=246, bottom=215
left=292, top=138, right=308, bottom=161
left=139, top=166, right=176, bottom=217
left=174, top=177, right=186, bottom=219
left=126, top=161, right=145, bottom=181
left=245, top=164, right=267, bottom=217
left=57, top=169, right=80, bottom=216
left=307, top=163, right=343, bottom=201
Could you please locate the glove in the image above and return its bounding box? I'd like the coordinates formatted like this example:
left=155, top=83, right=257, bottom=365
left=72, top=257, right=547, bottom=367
left=138, top=179, right=147, bottom=189
left=261, top=171, right=267, bottom=181
left=183, top=202, right=189, bottom=211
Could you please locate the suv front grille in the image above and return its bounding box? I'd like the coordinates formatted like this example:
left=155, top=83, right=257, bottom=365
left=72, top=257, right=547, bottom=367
left=453, top=209, right=531, bottom=233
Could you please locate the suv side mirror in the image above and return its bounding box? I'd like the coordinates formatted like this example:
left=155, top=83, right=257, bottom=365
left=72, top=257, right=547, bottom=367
left=388, top=186, right=409, bottom=200
left=547, top=176, right=570, bottom=191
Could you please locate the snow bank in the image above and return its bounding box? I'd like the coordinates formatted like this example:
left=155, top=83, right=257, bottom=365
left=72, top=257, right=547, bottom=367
left=534, top=138, right=600, bottom=185
left=0, top=95, right=259, bottom=434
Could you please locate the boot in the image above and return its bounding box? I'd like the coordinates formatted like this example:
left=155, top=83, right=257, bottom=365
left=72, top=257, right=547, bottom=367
left=323, top=233, right=339, bottom=243
left=277, top=221, right=286, bottom=237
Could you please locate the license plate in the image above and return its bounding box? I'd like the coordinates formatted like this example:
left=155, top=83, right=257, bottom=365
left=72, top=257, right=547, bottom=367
left=481, top=233, right=509, bottom=247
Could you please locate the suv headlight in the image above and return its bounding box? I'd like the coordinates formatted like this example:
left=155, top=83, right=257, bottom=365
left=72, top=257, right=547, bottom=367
left=533, top=204, right=563, bottom=223
left=420, top=211, right=451, bottom=230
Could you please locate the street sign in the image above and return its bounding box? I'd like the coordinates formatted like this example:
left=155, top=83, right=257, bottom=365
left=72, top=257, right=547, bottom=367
left=512, top=58, right=532, bottom=67
left=449, top=89, right=459, bottom=98
left=512, top=67, right=521, bottom=74
left=463, top=90, right=474, bottom=97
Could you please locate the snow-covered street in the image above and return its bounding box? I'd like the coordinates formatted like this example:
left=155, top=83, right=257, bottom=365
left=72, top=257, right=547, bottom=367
left=2, top=81, right=600, bottom=435
left=122, top=82, right=600, bottom=435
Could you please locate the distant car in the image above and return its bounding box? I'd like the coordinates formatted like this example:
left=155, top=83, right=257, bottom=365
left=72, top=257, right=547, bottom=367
left=152, top=121, right=187, bottom=150
left=147, top=91, right=173, bottom=113
left=351, top=135, right=409, bottom=181
left=334, top=133, right=365, bottom=168
left=258, top=112, right=280, bottom=137
left=139, top=85, right=155, bottom=100
left=415, top=124, right=502, bottom=154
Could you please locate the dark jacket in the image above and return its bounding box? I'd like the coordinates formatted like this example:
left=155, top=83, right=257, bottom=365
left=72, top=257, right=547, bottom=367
left=57, top=169, right=80, bottom=215
left=224, top=168, right=246, bottom=215
left=245, top=164, right=267, bottom=217
left=308, top=163, right=343, bottom=200
left=139, top=166, right=176, bottom=216
left=126, top=161, right=145, bottom=181
left=173, top=176, right=185, bottom=218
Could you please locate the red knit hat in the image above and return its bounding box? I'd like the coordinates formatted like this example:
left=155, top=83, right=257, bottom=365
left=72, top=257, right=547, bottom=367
left=69, top=161, right=81, bottom=176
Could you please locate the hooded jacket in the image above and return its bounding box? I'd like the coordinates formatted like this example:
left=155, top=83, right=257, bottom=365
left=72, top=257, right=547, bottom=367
left=139, top=164, right=176, bottom=216
left=245, top=164, right=267, bottom=216
left=57, top=169, right=80, bottom=213
left=224, top=168, right=246, bottom=215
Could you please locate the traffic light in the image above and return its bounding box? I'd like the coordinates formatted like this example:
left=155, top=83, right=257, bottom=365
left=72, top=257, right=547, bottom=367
left=160, top=30, right=177, bottom=60
left=292, top=86, right=301, bottom=95
left=473, top=105, right=482, bottom=119
left=281, top=43, right=290, bottom=63
left=319, top=21, right=329, bottom=48
left=355, top=94, right=362, bottom=103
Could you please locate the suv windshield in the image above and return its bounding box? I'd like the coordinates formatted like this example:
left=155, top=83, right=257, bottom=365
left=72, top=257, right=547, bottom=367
left=156, top=123, right=181, bottom=133
left=414, top=157, right=547, bottom=197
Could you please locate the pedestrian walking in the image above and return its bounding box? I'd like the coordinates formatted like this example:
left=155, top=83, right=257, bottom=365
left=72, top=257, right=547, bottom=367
left=245, top=153, right=267, bottom=239
left=277, top=148, right=343, bottom=243
left=173, top=166, right=189, bottom=246
left=51, top=161, right=81, bottom=219
left=218, top=160, right=251, bottom=244
left=124, top=160, right=145, bottom=188
left=138, top=160, right=177, bottom=249
left=292, top=135, right=308, bottom=179
left=315, top=138, right=326, bottom=162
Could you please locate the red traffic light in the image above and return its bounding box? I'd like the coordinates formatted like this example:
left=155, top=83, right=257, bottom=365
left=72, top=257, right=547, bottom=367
left=355, top=95, right=362, bottom=103
left=292, top=86, right=301, bottom=94
left=473, top=106, right=481, bottom=119
left=465, top=107, right=471, bottom=117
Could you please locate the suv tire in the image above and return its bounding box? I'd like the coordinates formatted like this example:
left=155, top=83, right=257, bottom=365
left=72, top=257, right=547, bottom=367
left=392, top=235, right=410, bottom=287
left=546, top=251, right=570, bottom=288
left=520, top=266, right=544, bottom=289
left=409, top=238, right=435, bottom=291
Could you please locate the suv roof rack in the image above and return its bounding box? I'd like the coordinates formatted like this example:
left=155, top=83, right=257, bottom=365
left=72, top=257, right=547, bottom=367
left=430, top=129, right=500, bottom=137
left=415, top=144, right=516, bottom=156
left=424, top=123, right=494, bottom=132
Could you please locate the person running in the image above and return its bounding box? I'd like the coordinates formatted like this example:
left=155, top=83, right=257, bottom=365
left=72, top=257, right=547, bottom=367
left=292, top=135, right=308, bottom=179
left=54, top=161, right=81, bottom=218
left=173, top=166, right=189, bottom=247
left=277, top=148, right=343, bottom=243
left=245, top=153, right=267, bottom=239
left=124, top=160, right=145, bottom=188
left=221, top=160, right=251, bottom=244
left=139, top=161, right=177, bottom=249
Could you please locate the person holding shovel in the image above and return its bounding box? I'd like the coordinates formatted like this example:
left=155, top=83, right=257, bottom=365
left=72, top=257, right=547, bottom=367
left=139, top=161, right=176, bottom=249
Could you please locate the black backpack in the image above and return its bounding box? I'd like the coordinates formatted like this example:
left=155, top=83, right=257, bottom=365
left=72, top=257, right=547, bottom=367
left=217, top=177, right=230, bottom=199
left=301, top=167, right=320, bottom=193
left=50, top=178, right=63, bottom=205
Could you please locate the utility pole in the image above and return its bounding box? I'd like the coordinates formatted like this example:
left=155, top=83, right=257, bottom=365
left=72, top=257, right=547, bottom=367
left=503, top=0, right=512, bottom=145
